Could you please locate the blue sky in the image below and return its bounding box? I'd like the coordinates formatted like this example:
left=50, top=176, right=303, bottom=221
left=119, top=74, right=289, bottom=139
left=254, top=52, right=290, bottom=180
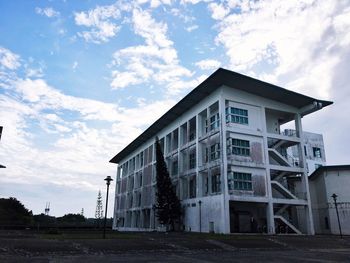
left=0, top=0, right=350, bottom=217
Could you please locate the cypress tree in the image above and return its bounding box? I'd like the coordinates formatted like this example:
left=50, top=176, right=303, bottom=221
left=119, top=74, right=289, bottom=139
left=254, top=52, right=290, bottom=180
left=154, top=137, right=182, bottom=230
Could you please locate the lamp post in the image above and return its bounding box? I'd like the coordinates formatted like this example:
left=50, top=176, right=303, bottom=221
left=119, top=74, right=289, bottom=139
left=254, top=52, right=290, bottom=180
left=198, top=200, right=202, bottom=233
left=103, top=176, right=113, bottom=239
left=331, top=193, right=342, bottom=239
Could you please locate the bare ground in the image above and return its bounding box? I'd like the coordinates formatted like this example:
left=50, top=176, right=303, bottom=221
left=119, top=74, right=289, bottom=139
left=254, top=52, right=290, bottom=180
left=0, top=230, right=349, bottom=262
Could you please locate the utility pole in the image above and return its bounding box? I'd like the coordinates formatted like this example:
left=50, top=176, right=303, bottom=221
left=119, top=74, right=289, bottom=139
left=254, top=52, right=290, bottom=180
left=103, top=176, right=113, bottom=239
left=199, top=200, right=202, bottom=233
left=331, top=193, right=343, bottom=238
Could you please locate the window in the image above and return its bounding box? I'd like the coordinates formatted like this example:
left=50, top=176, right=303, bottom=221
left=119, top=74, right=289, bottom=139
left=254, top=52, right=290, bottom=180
left=138, top=173, right=143, bottom=187
left=206, top=113, right=220, bottom=132
left=172, top=160, right=178, bottom=175
left=189, top=177, right=196, bottom=198
left=203, top=175, right=208, bottom=196
left=211, top=173, right=221, bottom=193
left=137, top=193, right=141, bottom=207
left=140, top=152, right=144, bottom=167
left=227, top=138, right=250, bottom=156
left=205, top=148, right=209, bottom=163
left=189, top=132, right=196, bottom=141
left=228, top=172, right=252, bottom=191
left=128, top=194, right=133, bottom=208
left=225, top=107, right=248, bottom=125
left=189, top=152, right=196, bottom=169
left=210, top=143, right=220, bottom=161
left=313, top=147, right=321, bottom=158
left=304, top=145, right=307, bottom=156
left=128, top=176, right=134, bottom=191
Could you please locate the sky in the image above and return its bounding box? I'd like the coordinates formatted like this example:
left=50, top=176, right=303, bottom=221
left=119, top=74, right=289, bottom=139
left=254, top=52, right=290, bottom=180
left=0, top=0, right=349, bottom=218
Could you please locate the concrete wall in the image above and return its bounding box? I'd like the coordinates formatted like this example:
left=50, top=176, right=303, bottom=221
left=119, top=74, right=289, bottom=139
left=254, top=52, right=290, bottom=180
left=182, top=195, right=223, bottom=233
left=324, top=170, right=350, bottom=235
left=310, top=170, right=350, bottom=235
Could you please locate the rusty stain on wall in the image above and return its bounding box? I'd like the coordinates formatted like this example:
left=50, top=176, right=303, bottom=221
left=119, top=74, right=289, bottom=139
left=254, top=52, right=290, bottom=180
left=251, top=142, right=263, bottom=164
left=253, top=174, right=266, bottom=196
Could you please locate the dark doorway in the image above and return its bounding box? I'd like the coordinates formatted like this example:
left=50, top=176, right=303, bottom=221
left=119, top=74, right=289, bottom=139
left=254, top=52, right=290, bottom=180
left=229, top=201, right=266, bottom=233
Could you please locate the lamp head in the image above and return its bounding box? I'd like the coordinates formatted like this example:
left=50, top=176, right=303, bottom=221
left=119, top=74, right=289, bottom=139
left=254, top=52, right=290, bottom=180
left=104, top=176, right=113, bottom=185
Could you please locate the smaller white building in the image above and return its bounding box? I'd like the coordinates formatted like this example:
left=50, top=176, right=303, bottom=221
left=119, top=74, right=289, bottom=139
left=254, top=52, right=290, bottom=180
left=288, top=131, right=326, bottom=175
left=309, top=165, right=350, bottom=235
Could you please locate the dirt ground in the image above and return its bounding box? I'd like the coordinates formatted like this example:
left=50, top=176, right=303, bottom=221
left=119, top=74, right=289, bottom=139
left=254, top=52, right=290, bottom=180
left=0, top=230, right=349, bottom=262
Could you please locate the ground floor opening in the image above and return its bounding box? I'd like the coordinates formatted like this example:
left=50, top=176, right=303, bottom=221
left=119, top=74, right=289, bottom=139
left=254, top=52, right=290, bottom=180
left=229, top=201, right=267, bottom=233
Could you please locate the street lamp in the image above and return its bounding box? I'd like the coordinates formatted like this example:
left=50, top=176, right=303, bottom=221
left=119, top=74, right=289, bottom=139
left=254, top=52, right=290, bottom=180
left=331, top=193, right=342, bottom=238
left=198, top=200, right=202, bottom=233
left=103, top=175, right=113, bottom=239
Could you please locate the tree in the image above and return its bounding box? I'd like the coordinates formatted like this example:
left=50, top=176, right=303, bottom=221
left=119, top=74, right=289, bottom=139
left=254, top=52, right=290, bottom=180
left=57, top=213, right=85, bottom=223
left=95, top=190, right=103, bottom=227
left=154, top=137, right=182, bottom=230
left=0, top=197, right=33, bottom=226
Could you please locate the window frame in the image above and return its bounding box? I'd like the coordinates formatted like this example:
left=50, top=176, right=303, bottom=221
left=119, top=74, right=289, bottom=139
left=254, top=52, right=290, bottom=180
left=313, top=147, right=322, bottom=158
left=228, top=171, right=253, bottom=191
left=225, top=106, right=248, bottom=125
left=211, top=173, right=221, bottom=193
left=227, top=138, right=250, bottom=156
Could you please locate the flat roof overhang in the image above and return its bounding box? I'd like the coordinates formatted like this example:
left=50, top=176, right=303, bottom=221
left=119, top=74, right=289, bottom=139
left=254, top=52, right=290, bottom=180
left=110, top=68, right=333, bottom=164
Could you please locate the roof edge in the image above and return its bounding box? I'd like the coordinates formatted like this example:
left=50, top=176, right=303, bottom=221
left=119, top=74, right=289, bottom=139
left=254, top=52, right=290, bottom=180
left=309, top=165, right=350, bottom=180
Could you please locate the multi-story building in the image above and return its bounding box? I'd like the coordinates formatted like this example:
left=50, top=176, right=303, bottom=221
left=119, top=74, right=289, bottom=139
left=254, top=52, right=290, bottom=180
left=110, top=68, right=332, bottom=234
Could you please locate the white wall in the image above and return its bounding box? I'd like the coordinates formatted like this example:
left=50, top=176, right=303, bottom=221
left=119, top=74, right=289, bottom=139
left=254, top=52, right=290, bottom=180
left=182, top=195, right=223, bottom=233
left=324, top=170, right=350, bottom=235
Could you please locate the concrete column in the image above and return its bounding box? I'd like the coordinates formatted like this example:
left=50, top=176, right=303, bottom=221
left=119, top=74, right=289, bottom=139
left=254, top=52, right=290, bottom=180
left=295, top=113, right=315, bottom=235
left=261, top=107, right=275, bottom=234
left=195, top=115, right=200, bottom=198
left=219, top=94, right=230, bottom=234
left=112, top=165, right=120, bottom=230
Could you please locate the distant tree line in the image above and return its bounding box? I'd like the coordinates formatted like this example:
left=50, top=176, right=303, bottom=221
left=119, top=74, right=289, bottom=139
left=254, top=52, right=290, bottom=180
left=0, top=197, right=112, bottom=230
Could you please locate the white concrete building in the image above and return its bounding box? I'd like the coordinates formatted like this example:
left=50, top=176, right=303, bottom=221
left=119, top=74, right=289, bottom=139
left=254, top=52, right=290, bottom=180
left=288, top=131, right=327, bottom=175
left=110, top=68, right=332, bottom=234
left=309, top=165, right=350, bottom=235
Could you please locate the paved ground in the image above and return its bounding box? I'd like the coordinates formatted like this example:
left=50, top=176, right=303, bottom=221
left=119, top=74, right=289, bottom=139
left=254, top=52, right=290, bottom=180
left=0, top=230, right=349, bottom=262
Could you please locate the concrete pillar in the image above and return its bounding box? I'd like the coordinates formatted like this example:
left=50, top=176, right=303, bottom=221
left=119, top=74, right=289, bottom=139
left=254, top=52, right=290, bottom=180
left=261, top=107, right=275, bottom=234
left=295, top=113, right=315, bottom=235
left=112, top=165, right=120, bottom=230
left=219, top=94, right=230, bottom=234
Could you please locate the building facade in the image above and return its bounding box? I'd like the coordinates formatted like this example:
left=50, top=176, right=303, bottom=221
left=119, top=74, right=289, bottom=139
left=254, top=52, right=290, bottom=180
left=288, top=131, right=327, bottom=175
left=110, top=68, right=332, bottom=234
left=309, top=165, right=350, bottom=235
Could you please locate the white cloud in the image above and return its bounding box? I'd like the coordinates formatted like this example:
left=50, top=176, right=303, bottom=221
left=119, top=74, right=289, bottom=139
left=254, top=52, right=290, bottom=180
left=0, top=53, right=177, bottom=216
left=195, top=59, right=221, bottom=70
left=208, top=2, right=230, bottom=20
left=74, top=3, right=123, bottom=43
left=0, top=47, right=20, bottom=70
left=25, top=67, right=44, bottom=78
left=166, top=74, right=207, bottom=95
left=35, top=7, right=60, bottom=18
left=72, top=61, right=78, bottom=71
left=210, top=0, right=350, bottom=99
left=180, top=0, right=205, bottom=4
left=137, top=0, right=173, bottom=8
left=185, top=25, right=198, bottom=32
left=132, top=9, right=173, bottom=48
left=110, top=8, right=194, bottom=95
